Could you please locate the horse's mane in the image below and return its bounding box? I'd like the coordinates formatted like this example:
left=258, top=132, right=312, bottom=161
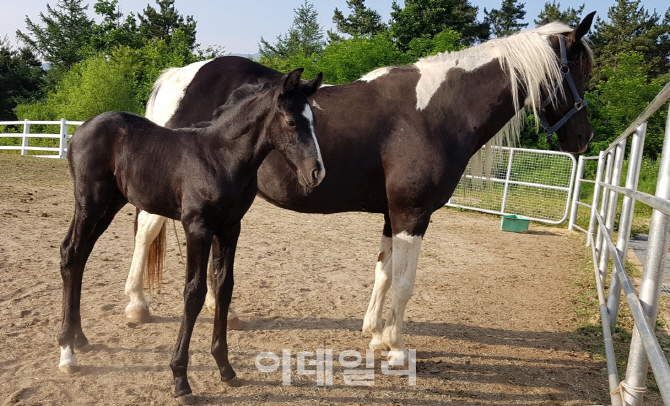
left=416, top=22, right=592, bottom=149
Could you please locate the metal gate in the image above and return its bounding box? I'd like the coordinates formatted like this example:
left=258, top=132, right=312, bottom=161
left=446, top=146, right=576, bottom=224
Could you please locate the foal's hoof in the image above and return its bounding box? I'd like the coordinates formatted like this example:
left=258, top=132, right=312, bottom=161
left=59, top=364, right=80, bottom=374
left=125, top=306, right=151, bottom=323
left=222, top=376, right=242, bottom=387
left=227, top=317, right=243, bottom=331
left=175, top=394, right=196, bottom=405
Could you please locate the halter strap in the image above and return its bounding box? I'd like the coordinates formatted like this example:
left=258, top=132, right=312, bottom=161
left=538, top=35, right=587, bottom=144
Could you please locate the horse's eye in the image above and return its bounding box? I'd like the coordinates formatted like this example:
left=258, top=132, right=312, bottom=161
left=285, top=118, right=296, bottom=127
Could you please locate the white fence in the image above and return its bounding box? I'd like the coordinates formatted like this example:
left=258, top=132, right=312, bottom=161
left=569, top=81, right=670, bottom=405
left=446, top=146, right=577, bottom=224
left=0, top=119, right=84, bottom=158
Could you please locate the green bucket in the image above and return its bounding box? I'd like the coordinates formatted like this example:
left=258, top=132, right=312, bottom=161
left=501, top=214, right=530, bottom=233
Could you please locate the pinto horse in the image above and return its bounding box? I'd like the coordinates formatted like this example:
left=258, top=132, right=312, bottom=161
left=126, top=16, right=595, bottom=365
left=58, top=69, right=324, bottom=404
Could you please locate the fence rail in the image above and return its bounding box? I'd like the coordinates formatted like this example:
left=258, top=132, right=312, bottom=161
left=0, top=119, right=84, bottom=158
left=569, top=81, right=670, bottom=405
left=446, top=146, right=576, bottom=224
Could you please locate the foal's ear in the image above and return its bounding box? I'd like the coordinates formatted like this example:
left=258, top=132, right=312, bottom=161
left=569, top=11, right=595, bottom=43
left=283, top=68, right=304, bottom=94
left=302, top=72, right=323, bottom=97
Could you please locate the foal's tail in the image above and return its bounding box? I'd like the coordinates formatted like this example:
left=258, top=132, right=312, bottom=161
left=134, top=209, right=167, bottom=294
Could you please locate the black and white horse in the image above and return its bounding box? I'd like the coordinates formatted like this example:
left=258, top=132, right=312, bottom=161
left=58, top=69, right=324, bottom=404
left=125, top=16, right=595, bottom=366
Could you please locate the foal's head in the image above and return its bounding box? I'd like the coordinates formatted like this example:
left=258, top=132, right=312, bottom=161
left=217, top=68, right=325, bottom=189
left=537, top=12, right=595, bottom=153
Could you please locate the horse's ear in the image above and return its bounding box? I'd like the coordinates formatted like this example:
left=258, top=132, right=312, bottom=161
left=283, top=68, right=304, bottom=94
left=570, top=11, right=596, bottom=42
left=303, top=72, right=323, bottom=97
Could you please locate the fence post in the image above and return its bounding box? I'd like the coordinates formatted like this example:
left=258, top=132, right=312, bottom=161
left=21, top=119, right=30, bottom=156
left=595, top=151, right=614, bottom=281
left=568, top=155, right=586, bottom=231
left=598, top=140, right=626, bottom=285
left=500, top=149, right=515, bottom=213
left=607, top=123, right=647, bottom=327
left=587, top=151, right=607, bottom=247
left=622, top=105, right=670, bottom=406
left=59, top=118, right=68, bottom=159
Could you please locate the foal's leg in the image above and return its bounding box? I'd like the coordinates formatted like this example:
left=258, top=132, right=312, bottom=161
left=59, top=193, right=127, bottom=373
left=170, top=219, right=211, bottom=404
left=362, top=215, right=393, bottom=350
left=124, top=211, right=167, bottom=321
left=205, top=244, right=243, bottom=330
left=210, top=223, right=241, bottom=387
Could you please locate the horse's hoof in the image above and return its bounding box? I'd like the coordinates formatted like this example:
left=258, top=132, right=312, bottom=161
left=227, top=317, right=243, bottom=331
left=175, top=394, right=196, bottom=405
left=125, top=306, right=151, bottom=323
left=59, top=364, right=80, bottom=374
left=386, top=350, right=410, bottom=368
left=222, top=376, right=241, bottom=387
left=368, top=337, right=389, bottom=351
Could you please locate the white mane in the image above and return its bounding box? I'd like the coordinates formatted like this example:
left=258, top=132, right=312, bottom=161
left=414, top=23, right=593, bottom=177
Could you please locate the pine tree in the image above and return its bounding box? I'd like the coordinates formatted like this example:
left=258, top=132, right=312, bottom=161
left=0, top=38, right=46, bottom=120
left=16, top=0, right=95, bottom=75
left=534, top=1, right=585, bottom=27
left=329, top=0, right=387, bottom=42
left=389, top=0, right=490, bottom=49
left=138, top=0, right=197, bottom=49
left=589, top=0, right=670, bottom=86
left=484, top=0, right=528, bottom=37
left=259, top=0, right=324, bottom=58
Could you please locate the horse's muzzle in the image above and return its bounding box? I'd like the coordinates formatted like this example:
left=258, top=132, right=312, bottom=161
left=297, top=159, right=326, bottom=189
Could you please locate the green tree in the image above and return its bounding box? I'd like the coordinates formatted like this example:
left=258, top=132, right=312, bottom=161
left=585, top=52, right=667, bottom=158
left=259, top=0, right=324, bottom=59
left=484, top=0, right=528, bottom=37
left=138, top=0, right=198, bottom=50
left=329, top=0, right=387, bottom=42
left=16, top=0, right=95, bottom=79
left=389, top=0, right=489, bottom=49
left=534, top=1, right=585, bottom=26
left=0, top=38, right=46, bottom=120
left=86, top=0, right=143, bottom=55
left=589, top=0, right=670, bottom=86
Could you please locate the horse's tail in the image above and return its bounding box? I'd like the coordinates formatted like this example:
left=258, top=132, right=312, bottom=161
left=145, top=67, right=181, bottom=122
left=133, top=207, right=167, bottom=294
left=146, top=222, right=167, bottom=294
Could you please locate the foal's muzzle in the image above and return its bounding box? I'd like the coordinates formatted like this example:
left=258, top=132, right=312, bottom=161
left=297, top=158, right=326, bottom=189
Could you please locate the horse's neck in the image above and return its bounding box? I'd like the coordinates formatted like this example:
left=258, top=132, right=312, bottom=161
left=201, top=117, right=272, bottom=172
left=419, top=57, right=524, bottom=151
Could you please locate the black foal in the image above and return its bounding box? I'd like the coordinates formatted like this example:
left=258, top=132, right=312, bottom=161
left=58, top=68, right=323, bottom=404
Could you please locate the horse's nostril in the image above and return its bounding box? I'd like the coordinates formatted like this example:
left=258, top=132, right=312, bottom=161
left=311, top=169, right=320, bottom=182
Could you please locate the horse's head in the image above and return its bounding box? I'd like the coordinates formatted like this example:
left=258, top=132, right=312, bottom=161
left=539, top=11, right=596, bottom=153
left=269, top=68, right=325, bottom=191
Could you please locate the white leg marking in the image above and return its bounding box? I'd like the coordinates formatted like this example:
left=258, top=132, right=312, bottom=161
left=59, top=345, right=78, bottom=373
left=124, top=212, right=167, bottom=321
left=381, top=232, right=422, bottom=363
left=362, top=236, right=393, bottom=350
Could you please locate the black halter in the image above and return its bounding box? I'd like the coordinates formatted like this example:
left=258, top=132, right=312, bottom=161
left=538, top=35, right=587, bottom=145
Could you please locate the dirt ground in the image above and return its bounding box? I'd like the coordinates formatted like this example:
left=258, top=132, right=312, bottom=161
left=0, top=154, right=654, bottom=405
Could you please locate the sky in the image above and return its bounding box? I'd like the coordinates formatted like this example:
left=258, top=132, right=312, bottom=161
left=1, top=0, right=669, bottom=55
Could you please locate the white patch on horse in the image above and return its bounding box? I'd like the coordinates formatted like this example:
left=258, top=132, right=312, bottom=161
left=363, top=235, right=393, bottom=350
left=360, top=67, right=391, bottom=82
left=414, top=53, right=493, bottom=111
left=59, top=345, right=77, bottom=368
left=311, top=100, right=323, bottom=111
left=302, top=104, right=323, bottom=166
left=145, top=59, right=212, bottom=126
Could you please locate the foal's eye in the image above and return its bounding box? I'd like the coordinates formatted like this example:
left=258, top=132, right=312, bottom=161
left=285, top=118, right=296, bottom=127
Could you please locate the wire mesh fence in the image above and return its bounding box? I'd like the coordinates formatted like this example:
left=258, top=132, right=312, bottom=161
left=447, top=147, right=576, bottom=224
